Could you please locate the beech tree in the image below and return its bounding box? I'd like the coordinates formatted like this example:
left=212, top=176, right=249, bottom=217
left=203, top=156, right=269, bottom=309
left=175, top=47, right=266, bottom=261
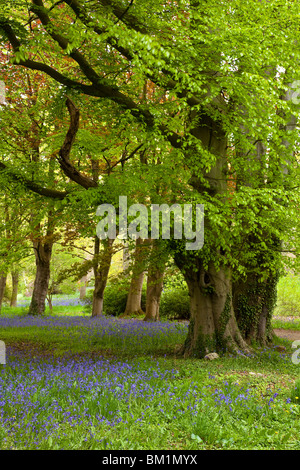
left=1, top=0, right=300, bottom=355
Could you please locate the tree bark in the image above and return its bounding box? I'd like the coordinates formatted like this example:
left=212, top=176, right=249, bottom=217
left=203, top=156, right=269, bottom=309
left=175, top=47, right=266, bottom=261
left=92, top=237, right=114, bottom=317
left=79, top=274, right=88, bottom=300
left=143, top=241, right=167, bottom=322
left=28, top=240, right=53, bottom=315
left=122, top=242, right=131, bottom=274
left=0, top=274, right=7, bottom=313
left=124, top=270, right=145, bottom=316
left=233, top=270, right=278, bottom=346
left=123, top=238, right=149, bottom=316
left=10, top=270, right=19, bottom=307
left=176, top=258, right=249, bottom=358
left=144, top=268, right=165, bottom=322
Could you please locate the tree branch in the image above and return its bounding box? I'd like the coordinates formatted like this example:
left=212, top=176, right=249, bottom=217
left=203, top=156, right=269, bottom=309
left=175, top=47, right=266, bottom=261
left=63, top=0, right=202, bottom=108
left=57, top=97, right=98, bottom=188
left=1, top=16, right=183, bottom=149
left=110, top=142, right=144, bottom=170
left=0, top=161, right=69, bottom=199
left=31, top=0, right=103, bottom=85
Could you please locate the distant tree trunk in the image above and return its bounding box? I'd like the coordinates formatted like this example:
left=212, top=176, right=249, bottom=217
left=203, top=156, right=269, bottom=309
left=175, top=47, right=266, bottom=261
left=28, top=239, right=53, bottom=315
left=144, top=268, right=165, bottom=322
left=0, top=274, right=7, bottom=313
left=122, top=242, right=131, bottom=274
left=143, top=241, right=167, bottom=322
left=47, top=291, right=53, bottom=313
left=10, top=271, right=19, bottom=307
left=92, top=237, right=114, bottom=317
left=124, top=271, right=145, bottom=316
left=79, top=274, right=88, bottom=300
left=123, top=238, right=149, bottom=316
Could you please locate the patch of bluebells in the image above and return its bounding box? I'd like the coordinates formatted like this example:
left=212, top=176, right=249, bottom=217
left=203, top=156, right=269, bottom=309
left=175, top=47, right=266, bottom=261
left=0, top=350, right=191, bottom=448
left=0, top=315, right=189, bottom=354
left=2, top=351, right=290, bottom=449
left=0, top=315, right=298, bottom=449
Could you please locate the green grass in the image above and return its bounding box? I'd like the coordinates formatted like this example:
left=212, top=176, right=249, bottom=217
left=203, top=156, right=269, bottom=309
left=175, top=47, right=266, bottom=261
left=0, top=304, right=86, bottom=317
left=272, top=317, right=300, bottom=331
left=0, top=309, right=300, bottom=450
left=274, top=274, right=300, bottom=317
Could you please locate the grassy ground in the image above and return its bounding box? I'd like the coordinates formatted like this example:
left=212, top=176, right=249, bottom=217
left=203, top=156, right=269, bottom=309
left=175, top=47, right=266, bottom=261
left=0, top=308, right=300, bottom=450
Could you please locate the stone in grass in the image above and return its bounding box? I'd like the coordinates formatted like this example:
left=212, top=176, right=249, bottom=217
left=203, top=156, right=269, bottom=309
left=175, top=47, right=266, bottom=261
left=204, top=352, right=219, bottom=361
left=273, top=345, right=286, bottom=352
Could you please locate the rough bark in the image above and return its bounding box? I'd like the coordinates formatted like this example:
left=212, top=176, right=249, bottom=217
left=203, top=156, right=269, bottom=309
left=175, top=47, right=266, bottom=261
left=92, top=237, right=114, bottom=317
left=233, top=270, right=278, bottom=346
left=122, top=242, right=131, bottom=274
left=176, top=259, right=249, bottom=358
left=28, top=239, right=53, bottom=315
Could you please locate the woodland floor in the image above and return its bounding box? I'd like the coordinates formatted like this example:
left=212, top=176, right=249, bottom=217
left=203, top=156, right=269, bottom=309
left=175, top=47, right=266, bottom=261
left=4, top=327, right=300, bottom=360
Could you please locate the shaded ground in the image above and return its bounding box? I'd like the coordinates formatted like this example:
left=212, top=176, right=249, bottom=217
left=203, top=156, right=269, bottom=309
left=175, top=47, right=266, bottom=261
left=4, top=328, right=300, bottom=362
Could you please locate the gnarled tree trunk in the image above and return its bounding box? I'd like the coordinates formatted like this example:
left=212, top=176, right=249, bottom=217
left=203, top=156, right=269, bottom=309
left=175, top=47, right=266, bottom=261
left=233, top=270, right=278, bottom=346
left=176, top=256, right=249, bottom=358
left=174, top=109, right=250, bottom=356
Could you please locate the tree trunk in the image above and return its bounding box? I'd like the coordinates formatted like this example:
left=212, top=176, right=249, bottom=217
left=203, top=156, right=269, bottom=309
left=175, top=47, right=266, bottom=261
left=122, top=242, right=131, bottom=274
left=144, top=268, right=165, bottom=322
left=0, top=274, right=7, bottom=313
left=173, top=108, right=250, bottom=356
left=124, top=270, right=145, bottom=316
left=123, top=238, right=149, bottom=317
left=233, top=271, right=278, bottom=346
left=47, top=292, right=53, bottom=313
left=28, top=240, right=53, bottom=315
left=177, top=258, right=249, bottom=358
left=79, top=274, right=88, bottom=300
left=10, top=271, right=19, bottom=307
left=92, top=238, right=114, bottom=317
left=143, top=240, right=167, bottom=322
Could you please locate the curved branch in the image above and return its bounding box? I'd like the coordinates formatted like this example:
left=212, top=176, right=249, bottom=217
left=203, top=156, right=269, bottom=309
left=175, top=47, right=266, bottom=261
left=0, top=161, right=69, bottom=199
left=57, top=98, right=98, bottom=188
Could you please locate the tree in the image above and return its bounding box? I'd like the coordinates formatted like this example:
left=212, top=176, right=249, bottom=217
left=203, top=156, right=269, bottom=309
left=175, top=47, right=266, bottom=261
left=1, top=0, right=299, bottom=354
left=123, top=238, right=148, bottom=317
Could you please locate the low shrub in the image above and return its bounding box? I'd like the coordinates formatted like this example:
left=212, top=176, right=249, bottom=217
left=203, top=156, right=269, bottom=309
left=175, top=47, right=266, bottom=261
left=83, top=280, right=146, bottom=316
left=160, top=287, right=190, bottom=320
